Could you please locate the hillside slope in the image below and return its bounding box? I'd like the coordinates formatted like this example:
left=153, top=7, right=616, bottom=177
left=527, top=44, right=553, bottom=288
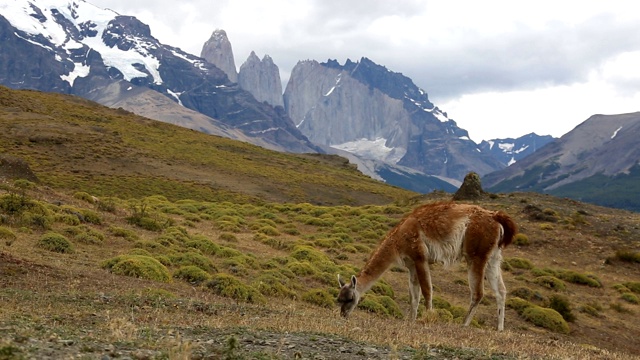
left=0, top=86, right=414, bottom=206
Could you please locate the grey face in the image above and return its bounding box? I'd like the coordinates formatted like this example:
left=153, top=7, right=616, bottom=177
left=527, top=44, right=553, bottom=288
left=337, top=275, right=360, bottom=317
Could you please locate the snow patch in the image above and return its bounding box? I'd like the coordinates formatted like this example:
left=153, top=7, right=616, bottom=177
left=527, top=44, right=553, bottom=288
left=331, top=137, right=406, bottom=164
left=611, top=126, right=623, bottom=139
left=60, top=62, right=90, bottom=86
left=166, top=89, right=183, bottom=106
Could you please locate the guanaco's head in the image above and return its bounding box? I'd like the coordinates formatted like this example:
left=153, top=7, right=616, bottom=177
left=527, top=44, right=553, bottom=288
left=337, top=274, right=360, bottom=318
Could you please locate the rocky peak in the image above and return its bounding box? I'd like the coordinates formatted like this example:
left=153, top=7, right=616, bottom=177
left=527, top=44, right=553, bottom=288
left=238, top=51, right=284, bottom=108
left=200, top=29, right=238, bottom=83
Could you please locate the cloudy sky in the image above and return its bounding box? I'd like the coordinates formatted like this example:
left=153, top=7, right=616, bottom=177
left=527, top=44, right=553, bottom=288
left=89, top=0, right=640, bottom=142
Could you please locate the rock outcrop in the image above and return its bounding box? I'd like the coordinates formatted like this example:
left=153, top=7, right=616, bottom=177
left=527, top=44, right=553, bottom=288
left=238, top=52, right=284, bottom=108
left=200, top=29, right=238, bottom=83
left=284, top=58, right=503, bottom=181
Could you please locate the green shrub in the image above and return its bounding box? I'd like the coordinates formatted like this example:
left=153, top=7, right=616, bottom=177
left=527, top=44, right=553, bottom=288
left=615, top=250, right=640, bottom=263
left=102, top=255, right=171, bottom=282
left=173, top=265, right=211, bottom=284
left=522, top=306, right=570, bottom=334
left=219, top=232, right=238, bottom=242
left=558, top=271, right=602, bottom=288
left=252, top=271, right=298, bottom=299
left=623, top=282, right=640, bottom=294
left=73, top=225, right=105, bottom=245
left=533, top=276, right=566, bottom=291
left=286, top=261, right=318, bottom=276
left=170, top=252, right=215, bottom=272
left=108, top=226, right=139, bottom=241
left=73, top=191, right=96, bottom=203
left=510, top=287, right=545, bottom=304
left=257, top=225, right=280, bottom=236
left=206, top=273, right=265, bottom=303
left=370, top=281, right=394, bottom=298
left=0, top=226, right=17, bottom=242
left=186, top=236, right=220, bottom=255
left=37, top=232, right=73, bottom=253
left=290, top=245, right=330, bottom=264
left=302, top=289, right=334, bottom=308
left=504, top=257, right=534, bottom=270
left=548, top=294, right=576, bottom=322
left=513, top=233, right=530, bottom=246
left=358, top=295, right=402, bottom=318
left=621, top=293, right=639, bottom=304
left=506, top=297, right=533, bottom=314
left=358, top=296, right=388, bottom=316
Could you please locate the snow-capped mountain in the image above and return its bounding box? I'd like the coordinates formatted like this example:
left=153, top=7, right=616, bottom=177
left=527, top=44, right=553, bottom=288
left=0, top=0, right=319, bottom=153
left=479, top=133, right=555, bottom=167
left=484, top=112, right=640, bottom=211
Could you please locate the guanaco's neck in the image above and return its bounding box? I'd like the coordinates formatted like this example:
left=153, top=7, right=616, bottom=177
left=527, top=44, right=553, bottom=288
left=356, top=234, right=400, bottom=293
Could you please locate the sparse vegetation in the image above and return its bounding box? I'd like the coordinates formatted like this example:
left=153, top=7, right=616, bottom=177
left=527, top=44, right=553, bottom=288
left=36, top=232, right=74, bottom=253
left=0, top=86, right=639, bottom=358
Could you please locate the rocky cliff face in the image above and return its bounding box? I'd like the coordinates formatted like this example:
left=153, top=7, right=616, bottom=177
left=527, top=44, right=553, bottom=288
left=238, top=51, right=284, bottom=108
left=200, top=29, right=238, bottom=83
left=284, top=58, right=503, bottom=181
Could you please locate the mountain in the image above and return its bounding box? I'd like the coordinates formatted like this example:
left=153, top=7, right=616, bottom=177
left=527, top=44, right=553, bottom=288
left=0, top=0, right=319, bottom=154
left=283, top=58, right=504, bottom=183
left=484, top=112, right=640, bottom=211
left=479, top=133, right=555, bottom=167
left=238, top=51, right=284, bottom=108
left=200, top=29, right=238, bottom=83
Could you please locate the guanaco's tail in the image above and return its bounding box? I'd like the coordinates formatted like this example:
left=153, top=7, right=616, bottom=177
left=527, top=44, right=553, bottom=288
left=494, top=211, right=518, bottom=248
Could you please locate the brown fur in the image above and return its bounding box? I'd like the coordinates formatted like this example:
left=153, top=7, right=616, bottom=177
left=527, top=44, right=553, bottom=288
left=337, top=201, right=518, bottom=331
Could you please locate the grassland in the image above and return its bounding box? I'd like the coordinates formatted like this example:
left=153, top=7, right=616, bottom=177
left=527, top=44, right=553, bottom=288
left=1, top=87, right=639, bottom=359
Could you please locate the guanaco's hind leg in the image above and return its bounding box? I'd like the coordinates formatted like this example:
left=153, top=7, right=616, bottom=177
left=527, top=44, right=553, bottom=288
left=463, top=259, right=486, bottom=327
left=485, top=248, right=507, bottom=331
left=406, top=262, right=421, bottom=321
left=414, top=260, right=433, bottom=311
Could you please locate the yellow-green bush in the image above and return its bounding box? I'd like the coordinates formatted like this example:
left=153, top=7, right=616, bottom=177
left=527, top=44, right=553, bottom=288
left=0, top=226, right=17, bottom=241
left=286, top=261, right=318, bottom=276
left=504, top=257, right=534, bottom=270
left=358, top=294, right=402, bottom=318
left=186, top=235, right=220, bottom=255
left=508, top=297, right=570, bottom=333
left=370, top=281, right=394, bottom=298
left=206, top=273, right=265, bottom=303
left=558, top=270, right=602, bottom=288
left=169, top=251, right=215, bottom=272
left=533, top=276, right=566, bottom=291
left=621, top=293, right=639, bottom=304
left=102, top=255, right=171, bottom=282
left=253, top=271, right=298, bottom=299
left=37, top=232, right=74, bottom=253
left=108, top=226, right=139, bottom=241
left=173, top=265, right=211, bottom=284
left=302, top=289, right=334, bottom=308
left=522, top=306, right=570, bottom=334
left=623, top=282, right=640, bottom=294
left=290, top=245, right=330, bottom=264
left=513, top=233, right=530, bottom=246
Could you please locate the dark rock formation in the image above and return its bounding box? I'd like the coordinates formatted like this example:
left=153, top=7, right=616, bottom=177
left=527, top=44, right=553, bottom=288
left=453, top=172, right=485, bottom=201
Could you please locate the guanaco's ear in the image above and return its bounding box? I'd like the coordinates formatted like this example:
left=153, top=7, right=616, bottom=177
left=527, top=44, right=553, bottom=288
left=338, top=274, right=345, bottom=287
left=350, top=275, right=357, bottom=287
